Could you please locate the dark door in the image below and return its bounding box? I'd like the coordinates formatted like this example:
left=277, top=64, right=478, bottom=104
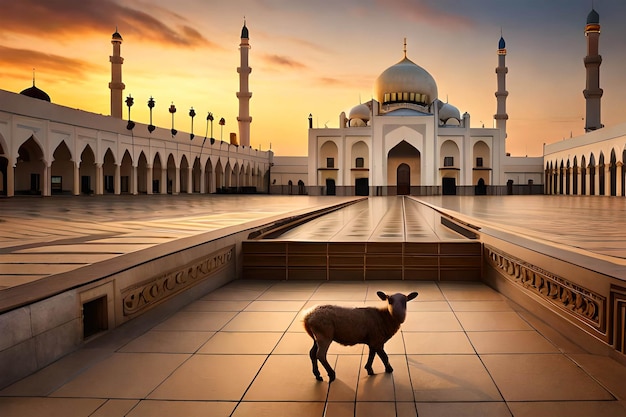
left=326, top=178, right=336, bottom=195
left=355, top=178, right=369, bottom=196
left=442, top=177, right=456, bottom=195
left=397, top=163, right=410, bottom=195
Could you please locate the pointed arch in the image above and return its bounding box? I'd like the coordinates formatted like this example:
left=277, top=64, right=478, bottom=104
left=388, top=140, right=420, bottom=195
left=51, top=141, right=73, bottom=195
left=103, top=148, right=116, bottom=194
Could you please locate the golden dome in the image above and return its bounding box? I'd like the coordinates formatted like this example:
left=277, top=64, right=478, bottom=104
left=374, top=56, right=437, bottom=106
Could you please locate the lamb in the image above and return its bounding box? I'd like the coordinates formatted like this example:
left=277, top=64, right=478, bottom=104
left=303, top=290, right=418, bottom=382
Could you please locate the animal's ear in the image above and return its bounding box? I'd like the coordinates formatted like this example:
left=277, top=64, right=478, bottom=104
left=377, top=291, right=387, bottom=301
left=407, top=292, right=419, bottom=301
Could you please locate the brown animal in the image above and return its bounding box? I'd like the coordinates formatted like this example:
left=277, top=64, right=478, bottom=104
left=303, top=291, right=418, bottom=382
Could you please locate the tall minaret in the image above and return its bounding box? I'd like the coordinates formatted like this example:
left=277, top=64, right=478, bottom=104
left=109, top=29, right=125, bottom=119
left=494, top=34, right=508, bottom=136
left=584, top=8, right=602, bottom=132
left=237, top=20, right=252, bottom=147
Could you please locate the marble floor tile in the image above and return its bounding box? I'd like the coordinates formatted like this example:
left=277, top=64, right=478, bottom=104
left=481, top=354, right=614, bottom=401
left=402, top=311, right=463, bottom=331
left=507, top=400, right=626, bottom=417
left=0, top=397, right=105, bottom=417
left=402, top=331, right=475, bottom=354
left=407, top=354, right=502, bottom=402
left=126, top=400, right=236, bottom=417
left=148, top=354, right=266, bottom=401
left=50, top=352, right=189, bottom=399
left=231, top=401, right=326, bottom=417
left=152, top=311, right=237, bottom=331
left=467, top=330, right=559, bottom=354
left=415, top=402, right=512, bottom=417
left=197, top=332, right=282, bottom=354
left=221, top=311, right=298, bottom=332
left=455, top=311, right=533, bottom=331
left=118, top=330, right=214, bottom=353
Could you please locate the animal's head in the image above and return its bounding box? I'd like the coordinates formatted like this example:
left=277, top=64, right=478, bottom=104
left=377, top=291, right=418, bottom=323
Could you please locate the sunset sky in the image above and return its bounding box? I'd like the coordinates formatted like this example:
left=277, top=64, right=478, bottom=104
left=2, top=0, right=626, bottom=157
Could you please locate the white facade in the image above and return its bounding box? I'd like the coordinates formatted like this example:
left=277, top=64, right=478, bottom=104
left=0, top=90, right=272, bottom=197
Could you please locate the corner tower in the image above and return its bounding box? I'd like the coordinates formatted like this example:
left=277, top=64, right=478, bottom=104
left=494, top=35, right=508, bottom=136
left=584, top=8, right=602, bottom=132
left=237, top=20, right=252, bottom=147
left=109, top=29, right=125, bottom=119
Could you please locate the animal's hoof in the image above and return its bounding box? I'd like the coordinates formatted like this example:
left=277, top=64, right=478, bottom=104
left=365, top=367, right=375, bottom=376
left=385, top=366, right=394, bottom=373
left=315, top=375, right=323, bottom=381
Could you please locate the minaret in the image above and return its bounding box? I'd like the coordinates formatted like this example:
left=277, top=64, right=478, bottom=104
left=237, top=20, right=252, bottom=147
left=584, top=8, right=602, bottom=132
left=494, top=34, right=508, bottom=136
left=109, top=29, right=125, bottom=119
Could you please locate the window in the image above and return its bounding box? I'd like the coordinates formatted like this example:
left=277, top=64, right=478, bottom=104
left=355, top=157, right=364, bottom=168
left=443, top=156, right=454, bottom=167
left=326, top=157, right=334, bottom=168
left=476, top=157, right=483, bottom=167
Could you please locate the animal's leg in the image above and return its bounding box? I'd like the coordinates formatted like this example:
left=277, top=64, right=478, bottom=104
left=315, top=339, right=336, bottom=382
left=364, top=346, right=376, bottom=375
left=309, top=341, right=322, bottom=381
left=376, top=348, right=393, bottom=373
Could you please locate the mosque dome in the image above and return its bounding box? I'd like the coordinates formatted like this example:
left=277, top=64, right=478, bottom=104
left=20, top=84, right=51, bottom=102
left=374, top=56, right=437, bottom=107
left=587, top=9, right=599, bottom=24
left=348, top=103, right=370, bottom=124
left=439, top=102, right=461, bottom=124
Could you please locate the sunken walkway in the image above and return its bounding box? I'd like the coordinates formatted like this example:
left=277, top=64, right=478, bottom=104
left=0, top=195, right=625, bottom=416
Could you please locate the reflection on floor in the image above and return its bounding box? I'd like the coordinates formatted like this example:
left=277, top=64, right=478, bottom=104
left=1, top=279, right=625, bottom=417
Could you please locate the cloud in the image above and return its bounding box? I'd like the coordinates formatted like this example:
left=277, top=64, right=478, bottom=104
left=373, top=0, right=474, bottom=27
left=261, top=54, right=308, bottom=70
left=0, top=0, right=219, bottom=49
left=0, top=45, right=97, bottom=77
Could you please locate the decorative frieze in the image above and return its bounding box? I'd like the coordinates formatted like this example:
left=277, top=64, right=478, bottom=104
left=485, top=245, right=606, bottom=334
left=122, top=245, right=234, bottom=316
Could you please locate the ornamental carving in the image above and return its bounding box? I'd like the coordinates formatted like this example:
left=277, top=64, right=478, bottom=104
left=485, top=245, right=605, bottom=333
left=122, top=245, right=234, bottom=316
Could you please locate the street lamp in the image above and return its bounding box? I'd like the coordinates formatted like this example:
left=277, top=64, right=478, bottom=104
left=125, top=95, right=135, bottom=130
left=189, top=107, right=196, bottom=140
left=208, top=112, right=215, bottom=145
left=169, top=103, right=177, bottom=136
left=219, top=117, right=225, bottom=142
left=147, top=96, right=156, bottom=133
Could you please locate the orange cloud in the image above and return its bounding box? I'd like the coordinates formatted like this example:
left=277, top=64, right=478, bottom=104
left=1, top=0, right=219, bottom=49
left=261, top=54, right=308, bottom=70
left=373, top=0, right=473, bottom=27
left=0, top=45, right=98, bottom=76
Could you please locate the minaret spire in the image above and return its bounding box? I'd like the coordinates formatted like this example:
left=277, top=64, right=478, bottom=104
left=403, top=38, right=407, bottom=58
left=584, top=7, right=602, bottom=132
left=237, top=19, right=252, bottom=147
left=494, top=31, right=508, bottom=136
left=109, top=28, right=125, bottom=118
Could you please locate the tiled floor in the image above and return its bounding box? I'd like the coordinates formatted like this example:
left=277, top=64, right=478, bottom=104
left=1, top=279, right=625, bottom=417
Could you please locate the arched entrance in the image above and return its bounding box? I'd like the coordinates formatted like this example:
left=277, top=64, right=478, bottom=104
left=397, top=163, right=410, bottom=195
left=15, top=136, right=45, bottom=195
left=79, top=145, right=96, bottom=195
left=51, top=141, right=73, bottom=195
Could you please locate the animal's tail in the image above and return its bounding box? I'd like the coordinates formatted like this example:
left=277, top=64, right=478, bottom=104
left=302, top=309, right=315, bottom=338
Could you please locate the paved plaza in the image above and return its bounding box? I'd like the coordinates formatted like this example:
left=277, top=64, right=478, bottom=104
left=0, top=195, right=626, bottom=416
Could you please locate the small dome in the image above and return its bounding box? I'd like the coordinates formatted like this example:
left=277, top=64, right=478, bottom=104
left=587, top=9, right=599, bottom=24
left=20, top=85, right=51, bottom=102
left=439, top=102, right=460, bottom=123
left=498, top=36, right=506, bottom=50
left=241, top=23, right=249, bottom=39
left=112, top=30, right=123, bottom=41
left=349, top=103, right=370, bottom=121
left=374, top=56, right=437, bottom=106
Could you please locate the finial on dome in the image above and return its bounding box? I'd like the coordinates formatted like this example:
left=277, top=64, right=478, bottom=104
left=403, top=38, right=407, bottom=58
left=32, top=68, right=35, bottom=87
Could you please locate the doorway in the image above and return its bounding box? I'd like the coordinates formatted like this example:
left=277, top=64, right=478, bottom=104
left=397, top=163, right=410, bottom=195
left=355, top=177, right=369, bottom=196
left=442, top=177, right=456, bottom=195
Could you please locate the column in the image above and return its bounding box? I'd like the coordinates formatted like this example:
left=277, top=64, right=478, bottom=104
left=160, top=169, right=167, bottom=194
left=585, top=169, right=590, bottom=195
left=42, top=164, right=50, bottom=197
left=576, top=167, right=582, bottom=195
left=199, top=166, right=206, bottom=194
left=605, top=164, right=611, bottom=196
left=174, top=167, right=180, bottom=195
left=616, top=163, right=623, bottom=196
left=594, top=166, right=600, bottom=195
left=73, top=163, right=80, bottom=195
left=95, top=163, right=103, bottom=195
left=114, top=164, right=121, bottom=195
left=131, top=165, right=138, bottom=195
left=7, top=161, right=14, bottom=197
left=186, top=167, right=192, bottom=194
left=146, top=165, right=153, bottom=194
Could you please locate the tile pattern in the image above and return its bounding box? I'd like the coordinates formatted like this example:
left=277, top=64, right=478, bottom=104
left=1, top=279, right=625, bottom=417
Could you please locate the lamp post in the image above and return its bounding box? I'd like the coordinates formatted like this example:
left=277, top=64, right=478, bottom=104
left=208, top=112, right=215, bottom=145
left=219, top=117, right=225, bottom=142
left=125, top=95, right=135, bottom=130
left=147, top=97, right=155, bottom=133
left=189, top=107, right=196, bottom=140
left=169, top=103, right=177, bottom=136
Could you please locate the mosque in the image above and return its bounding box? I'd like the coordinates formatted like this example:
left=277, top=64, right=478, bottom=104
left=0, top=8, right=624, bottom=198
